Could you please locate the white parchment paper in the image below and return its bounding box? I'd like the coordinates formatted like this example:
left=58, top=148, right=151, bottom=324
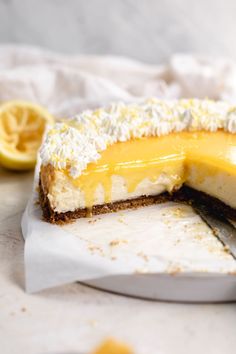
left=11, top=45, right=236, bottom=293
left=21, top=161, right=236, bottom=293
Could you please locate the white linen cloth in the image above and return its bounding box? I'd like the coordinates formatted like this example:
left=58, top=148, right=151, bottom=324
left=1, top=44, right=236, bottom=118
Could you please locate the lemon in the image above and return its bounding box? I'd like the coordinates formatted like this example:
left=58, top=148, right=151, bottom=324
left=92, top=339, right=133, bottom=354
left=0, top=100, right=54, bottom=170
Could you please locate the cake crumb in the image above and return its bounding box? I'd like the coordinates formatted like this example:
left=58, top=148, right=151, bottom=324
left=194, top=234, right=204, bottom=241
left=174, top=239, right=181, bottom=245
left=21, top=307, right=27, bottom=312
left=167, top=265, right=182, bottom=275
left=223, top=245, right=230, bottom=253
left=118, top=217, right=127, bottom=225
left=109, top=239, right=128, bottom=247
left=88, top=244, right=104, bottom=256
left=88, top=219, right=97, bottom=224
left=171, top=207, right=185, bottom=218
left=137, top=252, right=149, bottom=262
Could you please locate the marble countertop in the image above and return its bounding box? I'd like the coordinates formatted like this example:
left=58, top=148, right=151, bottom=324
left=1, top=167, right=236, bottom=354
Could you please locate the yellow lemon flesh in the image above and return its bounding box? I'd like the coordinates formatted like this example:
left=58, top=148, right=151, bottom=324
left=0, top=100, right=54, bottom=170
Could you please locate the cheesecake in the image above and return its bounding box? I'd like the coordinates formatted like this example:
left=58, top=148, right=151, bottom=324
left=39, top=98, right=236, bottom=223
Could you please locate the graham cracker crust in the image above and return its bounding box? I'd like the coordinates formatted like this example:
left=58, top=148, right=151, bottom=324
left=39, top=177, right=236, bottom=224
left=174, top=186, right=236, bottom=221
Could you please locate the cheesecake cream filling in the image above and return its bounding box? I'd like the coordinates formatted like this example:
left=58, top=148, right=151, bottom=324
left=186, top=164, right=236, bottom=209
left=44, top=169, right=236, bottom=213
left=46, top=173, right=180, bottom=213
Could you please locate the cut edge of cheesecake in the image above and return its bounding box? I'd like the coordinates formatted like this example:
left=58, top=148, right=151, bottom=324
left=39, top=175, right=236, bottom=224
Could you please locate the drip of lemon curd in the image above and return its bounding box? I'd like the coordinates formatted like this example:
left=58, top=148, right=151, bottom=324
left=63, top=130, right=236, bottom=208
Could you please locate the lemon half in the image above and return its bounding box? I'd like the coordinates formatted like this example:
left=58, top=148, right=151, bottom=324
left=0, top=100, right=54, bottom=170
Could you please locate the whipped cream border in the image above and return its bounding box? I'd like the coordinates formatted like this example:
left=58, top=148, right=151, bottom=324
left=40, top=98, right=236, bottom=178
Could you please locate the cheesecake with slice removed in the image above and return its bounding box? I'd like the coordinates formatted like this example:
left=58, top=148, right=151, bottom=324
left=39, top=99, right=236, bottom=223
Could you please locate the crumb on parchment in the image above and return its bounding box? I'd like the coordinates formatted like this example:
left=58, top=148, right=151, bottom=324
left=137, top=252, right=149, bottom=262
left=166, top=263, right=183, bottom=275
left=118, top=217, right=128, bottom=225
left=88, top=219, right=96, bottom=224
left=109, top=239, right=128, bottom=247
left=88, top=244, right=104, bottom=256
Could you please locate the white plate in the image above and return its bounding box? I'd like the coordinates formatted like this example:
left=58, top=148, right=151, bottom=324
left=84, top=273, right=236, bottom=302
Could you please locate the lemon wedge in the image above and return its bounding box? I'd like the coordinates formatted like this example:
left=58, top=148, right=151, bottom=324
left=91, top=338, right=134, bottom=354
left=0, top=100, right=54, bottom=170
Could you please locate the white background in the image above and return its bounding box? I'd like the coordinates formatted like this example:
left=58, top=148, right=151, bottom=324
left=0, top=0, right=235, bottom=63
